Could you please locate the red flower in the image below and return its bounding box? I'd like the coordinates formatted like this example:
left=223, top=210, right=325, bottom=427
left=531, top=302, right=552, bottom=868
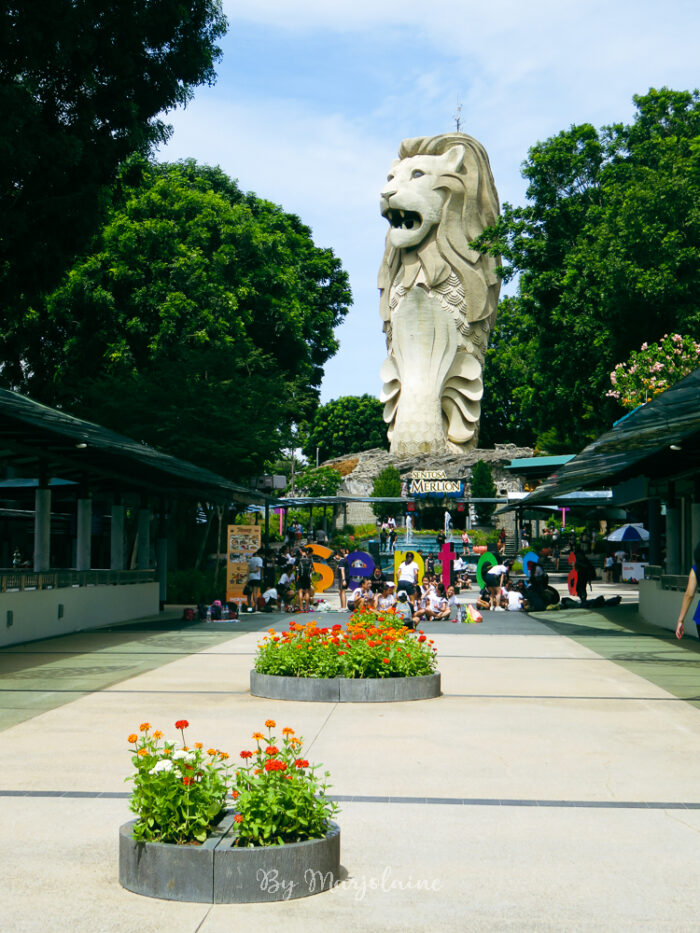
left=338, top=650, right=345, bottom=656
left=234, top=814, right=243, bottom=824
left=332, top=624, right=342, bottom=632
left=294, top=759, right=310, bottom=769
left=231, top=790, right=239, bottom=799
left=382, top=658, right=390, bottom=664
left=174, top=719, right=189, bottom=730
left=265, top=746, right=279, bottom=756
left=418, top=635, right=427, bottom=643
left=182, top=776, right=194, bottom=786
left=240, top=750, right=253, bottom=759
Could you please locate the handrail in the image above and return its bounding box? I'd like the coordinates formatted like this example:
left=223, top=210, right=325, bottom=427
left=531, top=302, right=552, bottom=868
left=0, top=569, right=156, bottom=592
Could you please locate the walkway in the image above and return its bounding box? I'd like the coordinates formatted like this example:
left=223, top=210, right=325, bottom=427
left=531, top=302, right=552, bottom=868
left=1, top=604, right=700, bottom=932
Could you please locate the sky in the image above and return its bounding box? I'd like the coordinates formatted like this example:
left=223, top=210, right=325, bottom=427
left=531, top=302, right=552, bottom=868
left=158, top=0, right=700, bottom=405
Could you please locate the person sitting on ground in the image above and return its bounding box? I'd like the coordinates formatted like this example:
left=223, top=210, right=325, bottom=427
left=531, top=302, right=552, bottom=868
left=446, top=584, right=459, bottom=620
left=376, top=583, right=396, bottom=612
left=476, top=586, right=491, bottom=612
left=504, top=580, right=524, bottom=612
left=412, top=586, right=431, bottom=623
left=260, top=586, right=280, bottom=612
left=428, top=582, right=451, bottom=620
left=349, top=579, right=374, bottom=612
left=369, top=565, right=386, bottom=594
left=395, top=590, right=414, bottom=629
left=675, top=541, right=700, bottom=641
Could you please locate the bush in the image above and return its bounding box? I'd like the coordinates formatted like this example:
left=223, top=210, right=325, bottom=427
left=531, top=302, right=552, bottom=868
left=254, top=613, right=437, bottom=679
left=167, top=568, right=218, bottom=603
left=126, top=720, right=232, bottom=844
left=233, top=720, right=338, bottom=847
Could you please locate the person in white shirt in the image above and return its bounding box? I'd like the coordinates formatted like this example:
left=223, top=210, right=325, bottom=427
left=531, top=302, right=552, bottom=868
left=505, top=581, right=523, bottom=611
left=247, top=549, right=263, bottom=612
left=376, top=584, right=396, bottom=611
left=428, top=583, right=451, bottom=620
left=396, top=551, right=421, bottom=597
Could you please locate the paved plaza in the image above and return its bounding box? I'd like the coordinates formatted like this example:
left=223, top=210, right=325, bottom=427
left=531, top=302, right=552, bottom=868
left=2, top=594, right=700, bottom=932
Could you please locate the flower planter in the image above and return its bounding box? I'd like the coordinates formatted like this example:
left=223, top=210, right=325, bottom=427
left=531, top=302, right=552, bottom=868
left=119, top=813, right=340, bottom=903
left=250, top=670, right=441, bottom=702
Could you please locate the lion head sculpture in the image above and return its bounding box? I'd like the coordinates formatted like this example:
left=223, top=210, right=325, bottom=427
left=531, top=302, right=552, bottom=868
left=378, top=132, right=501, bottom=453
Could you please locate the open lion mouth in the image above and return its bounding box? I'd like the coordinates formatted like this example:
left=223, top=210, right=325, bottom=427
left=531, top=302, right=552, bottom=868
left=384, top=208, right=422, bottom=231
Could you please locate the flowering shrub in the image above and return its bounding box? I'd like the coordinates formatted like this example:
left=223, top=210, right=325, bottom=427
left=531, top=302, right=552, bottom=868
left=254, top=612, right=437, bottom=679
left=126, top=720, right=232, bottom=844
left=606, top=334, right=700, bottom=410
left=232, top=720, right=338, bottom=847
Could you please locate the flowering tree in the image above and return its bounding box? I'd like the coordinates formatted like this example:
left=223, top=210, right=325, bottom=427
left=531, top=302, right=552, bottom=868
left=606, top=334, right=700, bottom=410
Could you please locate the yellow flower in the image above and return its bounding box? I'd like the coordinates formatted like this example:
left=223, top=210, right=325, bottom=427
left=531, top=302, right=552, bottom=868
left=194, top=742, right=203, bottom=749
left=207, top=748, right=217, bottom=756
left=153, top=730, right=163, bottom=740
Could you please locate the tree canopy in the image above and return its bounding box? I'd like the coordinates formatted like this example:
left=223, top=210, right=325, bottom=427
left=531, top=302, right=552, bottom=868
left=25, top=159, right=351, bottom=478
left=371, top=465, right=402, bottom=520
left=294, top=466, right=343, bottom=498
left=0, top=1, right=227, bottom=340
left=475, top=87, right=700, bottom=452
left=470, top=461, right=496, bottom=524
left=303, top=394, right=388, bottom=461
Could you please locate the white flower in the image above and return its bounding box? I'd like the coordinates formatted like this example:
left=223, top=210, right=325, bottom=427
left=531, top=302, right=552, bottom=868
left=173, top=749, right=195, bottom=761
left=150, top=758, right=174, bottom=774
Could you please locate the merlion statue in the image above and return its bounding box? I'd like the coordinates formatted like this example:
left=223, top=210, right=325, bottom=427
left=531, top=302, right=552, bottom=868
left=378, top=133, right=501, bottom=454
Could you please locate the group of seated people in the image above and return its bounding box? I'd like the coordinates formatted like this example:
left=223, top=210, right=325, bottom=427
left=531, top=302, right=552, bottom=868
left=348, top=573, right=458, bottom=625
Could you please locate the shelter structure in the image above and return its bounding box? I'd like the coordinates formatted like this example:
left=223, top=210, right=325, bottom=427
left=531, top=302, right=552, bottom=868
left=515, top=369, right=700, bottom=633
left=0, top=389, right=269, bottom=647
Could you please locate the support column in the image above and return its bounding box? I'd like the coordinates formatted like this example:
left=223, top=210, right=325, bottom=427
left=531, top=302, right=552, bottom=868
left=666, top=501, right=681, bottom=575
left=692, top=482, right=700, bottom=554
left=76, top=497, right=92, bottom=571
left=156, top=508, right=168, bottom=607
left=648, top=497, right=662, bottom=566
left=110, top=503, right=126, bottom=571
left=33, top=487, right=52, bottom=572
left=137, top=508, right=151, bottom=570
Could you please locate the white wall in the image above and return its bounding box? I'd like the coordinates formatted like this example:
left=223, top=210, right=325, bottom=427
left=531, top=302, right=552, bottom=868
left=638, top=579, right=699, bottom=636
left=0, top=583, right=160, bottom=648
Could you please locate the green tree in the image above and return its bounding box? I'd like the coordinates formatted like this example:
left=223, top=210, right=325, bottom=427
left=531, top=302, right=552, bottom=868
left=475, top=88, right=700, bottom=451
left=27, top=159, right=351, bottom=478
left=0, top=0, right=227, bottom=367
left=302, top=395, right=388, bottom=461
left=371, top=466, right=402, bottom=521
left=470, top=461, right=496, bottom=524
left=294, top=467, right=343, bottom=497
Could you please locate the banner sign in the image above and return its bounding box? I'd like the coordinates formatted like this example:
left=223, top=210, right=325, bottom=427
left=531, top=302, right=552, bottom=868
left=408, top=470, right=465, bottom=498
left=226, top=524, right=261, bottom=603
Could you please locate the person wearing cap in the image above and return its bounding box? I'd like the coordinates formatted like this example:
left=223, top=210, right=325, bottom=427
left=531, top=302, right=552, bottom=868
left=396, top=551, right=421, bottom=598
left=395, top=590, right=414, bottom=629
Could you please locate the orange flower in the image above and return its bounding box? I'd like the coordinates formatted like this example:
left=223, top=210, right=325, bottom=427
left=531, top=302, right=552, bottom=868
left=265, top=746, right=279, bottom=756
left=289, top=736, right=302, bottom=746
left=219, top=752, right=230, bottom=760
left=254, top=768, right=262, bottom=775
left=234, top=813, right=244, bottom=823
left=382, top=658, right=390, bottom=664
left=231, top=790, right=239, bottom=799
left=162, top=747, right=172, bottom=756
left=139, top=722, right=151, bottom=732
left=137, top=748, right=148, bottom=757
left=128, top=734, right=138, bottom=743
left=252, top=732, right=265, bottom=740
left=207, top=748, right=217, bottom=756
left=194, top=742, right=203, bottom=749
left=265, top=719, right=276, bottom=728
left=153, top=730, right=163, bottom=740
left=282, top=727, right=295, bottom=736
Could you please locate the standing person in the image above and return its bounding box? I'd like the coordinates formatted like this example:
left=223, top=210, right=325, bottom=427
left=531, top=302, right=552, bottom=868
left=388, top=524, right=397, bottom=552
left=604, top=552, right=614, bottom=584
left=396, top=550, right=421, bottom=598
left=461, top=529, right=470, bottom=555
left=552, top=538, right=561, bottom=572
left=296, top=547, right=315, bottom=613
left=379, top=522, right=388, bottom=553
left=574, top=549, right=595, bottom=603
left=335, top=548, right=349, bottom=610
left=485, top=560, right=509, bottom=610
left=676, top=542, right=700, bottom=640
left=246, top=548, right=263, bottom=613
